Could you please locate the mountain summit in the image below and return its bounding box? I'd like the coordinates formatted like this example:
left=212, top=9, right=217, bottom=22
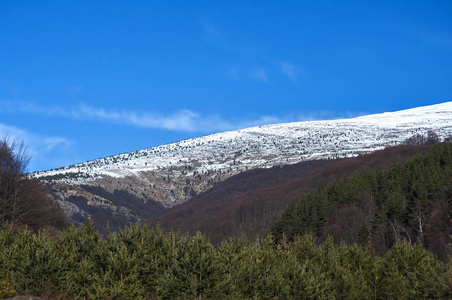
left=35, top=102, right=452, bottom=228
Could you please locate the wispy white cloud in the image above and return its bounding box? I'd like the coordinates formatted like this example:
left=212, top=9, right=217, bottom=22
left=77, top=104, right=204, bottom=131
left=251, top=67, right=269, bottom=83
left=71, top=104, right=365, bottom=131
left=202, top=23, right=235, bottom=52
left=279, top=62, right=305, bottom=83
left=0, top=101, right=287, bottom=133
left=226, top=66, right=241, bottom=80
left=0, top=100, right=64, bottom=116
left=0, top=122, right=72, bottom=172
left=70, top=104, right=294, bottom=132
left=202, top=23, right=305, bottom=84
left=0, top=123, right=69, bottom=151
left=0, top=100, right=367, bottom=132
left=1, top=101, right=366, bottom=137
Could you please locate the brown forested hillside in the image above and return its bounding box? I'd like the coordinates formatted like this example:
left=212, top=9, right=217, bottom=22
left=152, top=144, right=436, bottom=245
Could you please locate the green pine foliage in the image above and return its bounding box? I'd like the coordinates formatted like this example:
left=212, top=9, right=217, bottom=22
left=1, top=222, right=451, bottom=299
left=271, top=144, right=452, bottom=259
left=0, top=279, right=16, bottom=299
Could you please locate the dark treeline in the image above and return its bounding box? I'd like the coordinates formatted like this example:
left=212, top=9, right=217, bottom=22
left=272, top=143, right=452, bottom=260
left=1, top=222, right=451, bottom=299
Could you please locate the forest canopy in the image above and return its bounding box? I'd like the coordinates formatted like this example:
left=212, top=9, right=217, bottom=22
left=271, top=143, right=452, bottom=260
left=1, top=222, right=451, bottom=299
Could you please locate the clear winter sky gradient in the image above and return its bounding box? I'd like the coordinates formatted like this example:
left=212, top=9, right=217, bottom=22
left=1, top=1, right=451, bottom=172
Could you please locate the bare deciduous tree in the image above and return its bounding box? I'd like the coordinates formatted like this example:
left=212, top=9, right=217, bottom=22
left=0, top=137, right=66, bottom=230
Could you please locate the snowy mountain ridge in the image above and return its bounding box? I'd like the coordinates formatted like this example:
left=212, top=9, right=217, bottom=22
left=36, top=102, right=452, bottom=212
left=37, top=102, right=452, bottom=179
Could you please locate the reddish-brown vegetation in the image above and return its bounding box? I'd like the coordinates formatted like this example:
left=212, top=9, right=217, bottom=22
left=0, top=138, right=67, bottom=232
left=151, top=144, right=437, bottom=245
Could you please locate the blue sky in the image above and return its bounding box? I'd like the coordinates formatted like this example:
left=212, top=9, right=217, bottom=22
left=1, top=1, right=451, bottom=172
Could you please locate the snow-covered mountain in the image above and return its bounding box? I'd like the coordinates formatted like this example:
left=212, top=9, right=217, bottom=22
left=35, top=102, right=452, bottom=223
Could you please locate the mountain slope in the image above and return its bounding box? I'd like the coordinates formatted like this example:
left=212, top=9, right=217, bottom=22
left=152, top=144, right=437, bottom=245
left=35, top=102, right=452, bottom=227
